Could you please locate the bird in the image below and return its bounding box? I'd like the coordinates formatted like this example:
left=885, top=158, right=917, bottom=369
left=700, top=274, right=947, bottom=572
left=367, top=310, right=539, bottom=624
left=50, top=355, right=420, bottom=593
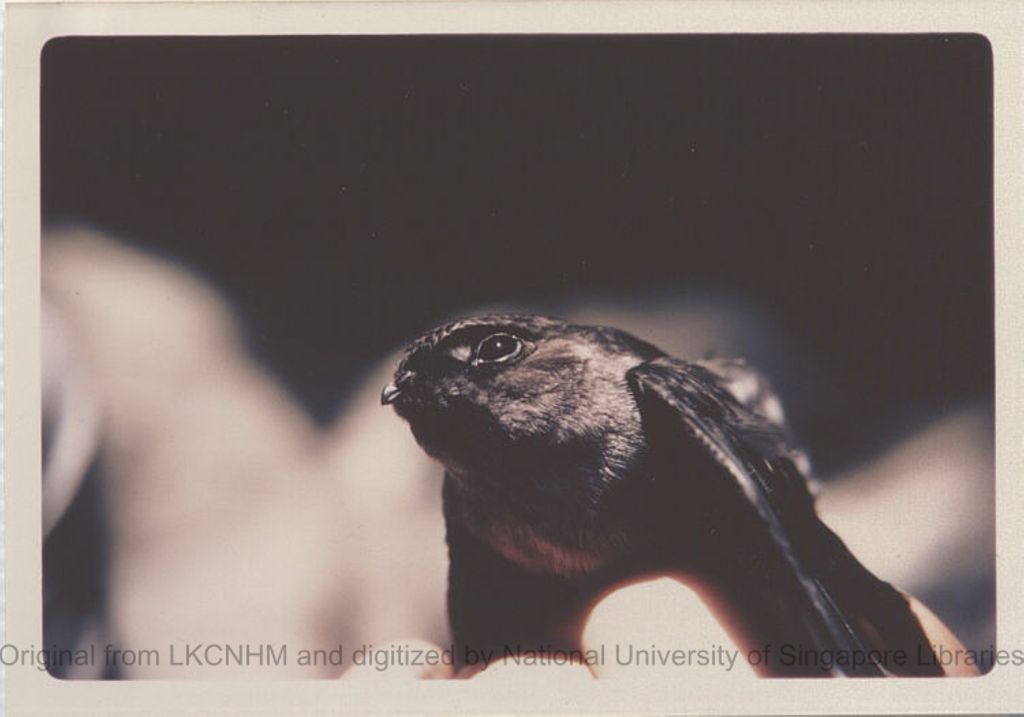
left=381, top=313, right=947, bottom=677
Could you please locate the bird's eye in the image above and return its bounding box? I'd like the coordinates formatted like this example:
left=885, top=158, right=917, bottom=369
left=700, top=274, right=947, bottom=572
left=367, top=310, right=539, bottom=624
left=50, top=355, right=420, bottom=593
left=473, top=333, right=523, bottom=365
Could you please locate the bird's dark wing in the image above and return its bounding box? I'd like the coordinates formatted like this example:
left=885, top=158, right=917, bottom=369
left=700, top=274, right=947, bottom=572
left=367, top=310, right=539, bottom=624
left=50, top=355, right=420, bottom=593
left=627, top=357, right=941, bottom=676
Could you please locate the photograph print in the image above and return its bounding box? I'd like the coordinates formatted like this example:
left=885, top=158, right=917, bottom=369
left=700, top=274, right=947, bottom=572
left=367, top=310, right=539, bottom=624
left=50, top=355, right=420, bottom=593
left=39, top=34, right=994, bottom=680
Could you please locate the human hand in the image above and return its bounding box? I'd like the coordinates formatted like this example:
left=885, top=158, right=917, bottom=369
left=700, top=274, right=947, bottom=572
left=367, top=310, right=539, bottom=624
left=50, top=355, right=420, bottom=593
left=342, top=573, right=973, bottom=679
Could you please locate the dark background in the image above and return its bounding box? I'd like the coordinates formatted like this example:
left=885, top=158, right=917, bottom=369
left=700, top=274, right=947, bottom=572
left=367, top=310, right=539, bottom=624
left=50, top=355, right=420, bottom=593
left=41, top=35, right=993, bottom=474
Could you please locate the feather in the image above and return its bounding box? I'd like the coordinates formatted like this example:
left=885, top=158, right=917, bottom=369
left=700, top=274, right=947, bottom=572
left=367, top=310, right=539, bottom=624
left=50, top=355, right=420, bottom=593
left=627, top=357, right=942, bottom=676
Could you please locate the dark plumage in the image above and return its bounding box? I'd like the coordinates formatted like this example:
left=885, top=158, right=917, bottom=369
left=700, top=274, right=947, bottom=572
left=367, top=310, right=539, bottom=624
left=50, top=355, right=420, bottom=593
left=383, top=314, right=942, bottom=676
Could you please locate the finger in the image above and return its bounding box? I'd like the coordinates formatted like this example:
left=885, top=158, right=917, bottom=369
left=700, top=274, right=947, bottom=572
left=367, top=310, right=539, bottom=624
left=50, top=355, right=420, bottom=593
left=469, top=654, right=595, bottom=682
left=582, top=575, right=757, bottom=679
left=903, top=593, right=979, bottom=677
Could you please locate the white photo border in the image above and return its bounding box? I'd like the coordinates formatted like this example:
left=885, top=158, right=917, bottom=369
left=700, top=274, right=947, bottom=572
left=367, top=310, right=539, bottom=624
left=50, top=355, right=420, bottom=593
left=4, top=2, right=1021, bottom=713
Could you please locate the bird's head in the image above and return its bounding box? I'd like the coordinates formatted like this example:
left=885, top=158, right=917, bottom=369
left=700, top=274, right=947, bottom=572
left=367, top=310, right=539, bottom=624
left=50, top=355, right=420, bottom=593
left=382, top=314, right=663, bottom=479
left=383, top=314, right=667, bottom=574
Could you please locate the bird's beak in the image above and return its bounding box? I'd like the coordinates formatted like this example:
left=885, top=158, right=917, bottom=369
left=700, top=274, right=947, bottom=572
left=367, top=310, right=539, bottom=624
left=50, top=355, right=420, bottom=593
left=381, top=370, right=414, bottom=405
left=381, top=382, right=402, bottom=405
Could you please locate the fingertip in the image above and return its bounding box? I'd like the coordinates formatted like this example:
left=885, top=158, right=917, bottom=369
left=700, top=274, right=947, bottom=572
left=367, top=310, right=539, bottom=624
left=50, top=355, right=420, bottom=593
left=582, top=575, right=756, bottom=679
